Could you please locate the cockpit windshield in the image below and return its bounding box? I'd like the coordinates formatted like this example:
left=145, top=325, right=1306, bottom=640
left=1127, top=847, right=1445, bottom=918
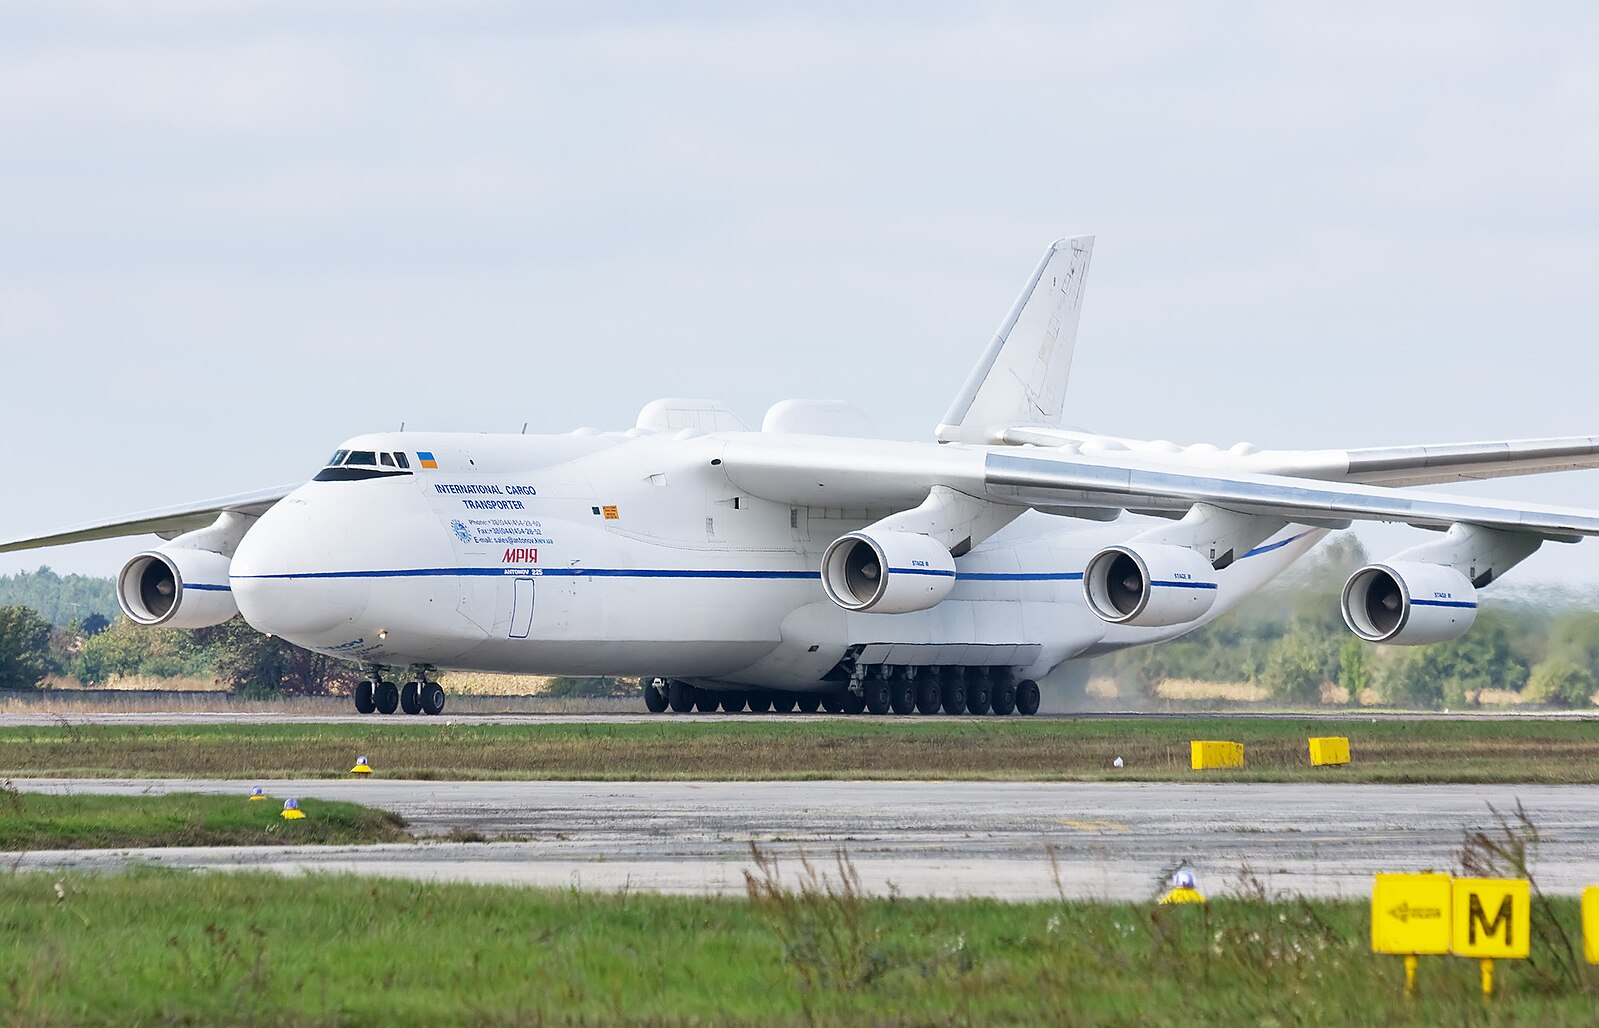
left=315, top=448, right=418, bottom=482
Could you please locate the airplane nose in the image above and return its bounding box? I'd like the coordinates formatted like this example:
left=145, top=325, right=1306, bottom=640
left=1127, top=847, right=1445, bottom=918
left=230, top=492, right=372, bottom=639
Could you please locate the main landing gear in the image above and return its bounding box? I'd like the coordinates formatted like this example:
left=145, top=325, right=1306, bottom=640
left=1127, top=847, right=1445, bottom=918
left=353, top=666, right=444, bottom=716
left=643, top=667, right=1044, bottom=718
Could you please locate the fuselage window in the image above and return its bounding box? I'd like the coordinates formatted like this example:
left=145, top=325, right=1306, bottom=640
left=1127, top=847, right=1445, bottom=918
left=394, top=452, right=411, bottom=469
left=380, top=453, right=395, bottom=467
left=328, top=449, right=350, bottom=467
left=347, top=450, right=377, bottom=466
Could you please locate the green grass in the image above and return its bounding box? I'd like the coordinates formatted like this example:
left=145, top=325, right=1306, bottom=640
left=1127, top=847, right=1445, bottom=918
left=0, top=791, right=409, bottom=849
left=0, top=868, right=1592, bottom=1025
left=0, top=717, right=1596, bottom=782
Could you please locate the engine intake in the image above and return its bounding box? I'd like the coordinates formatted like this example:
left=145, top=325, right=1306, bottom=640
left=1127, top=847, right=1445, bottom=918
left=820, top=531, right=956, bottom=614
left=1341, top=561, right=1477, bottom=645
left=1083, top=544, right=1219, bottom=627
left=117, top=548, right=239, bottom=629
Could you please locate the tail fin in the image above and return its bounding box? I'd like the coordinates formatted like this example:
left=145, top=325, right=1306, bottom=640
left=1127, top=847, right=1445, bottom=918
left=935, top=235, right=1093, bottom=444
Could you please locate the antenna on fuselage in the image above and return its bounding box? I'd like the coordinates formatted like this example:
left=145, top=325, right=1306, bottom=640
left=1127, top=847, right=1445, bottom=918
left=521, top=422, right=528, bottom=434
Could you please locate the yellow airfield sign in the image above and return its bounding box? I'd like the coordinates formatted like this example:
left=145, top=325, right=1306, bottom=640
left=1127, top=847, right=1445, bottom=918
left=1372, top=873, right=1452, bottom=955
left=1450, top=878, right=1530, bottom=959
left=1581, top=886, right=1598, bottom=964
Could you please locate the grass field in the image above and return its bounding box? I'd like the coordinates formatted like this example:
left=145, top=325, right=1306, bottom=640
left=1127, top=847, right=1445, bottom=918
left=0, top=867, right=1591, bottom=1025
left=0, top=717, right=1595, bottom=782
left=0, top=790, right=409, bottom=849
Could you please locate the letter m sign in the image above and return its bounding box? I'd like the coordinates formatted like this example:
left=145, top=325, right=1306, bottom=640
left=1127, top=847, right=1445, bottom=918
left=1451, top=878, right=1530, bottom=959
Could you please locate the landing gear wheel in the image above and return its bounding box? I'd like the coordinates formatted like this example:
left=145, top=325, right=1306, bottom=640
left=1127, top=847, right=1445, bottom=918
left=400, top=681, right=421, bottom=715
left=797, top=693, right=822, bottom=713
left=720, top=692, right=747, bottom=713
left=965, top=673, right=992, bottom=715
left=694, top=689, right=721, bottom=713
left=420, top=682, right=446, bottom=716
left=841, top=690, right=866, bottom=715
left=821, top=692, right=845, bottom=714
left=643, top=678, right=669, bottom=713
left=1016, top=679, right=1042, bottom=716
left=747, top=693, right=772, bottom=713
left=353, top=680, right=375, bottom=714
left=771, top=692, right=797, bottom=713
left=864, top=680, right=892, bottom=715
left=889, top=675, right=916, bottom=714
left=915, top=679, right=941, bottom=715
left=669, top=681, right=695, bottom=713
left=374, top=680, right=399, bottom=715
left=940, top=670, right=968, bottom=715
left=990, top=678, right=1017, bottom=716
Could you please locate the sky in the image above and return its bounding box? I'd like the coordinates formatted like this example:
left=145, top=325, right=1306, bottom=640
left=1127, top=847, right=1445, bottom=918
left=2, top=2, right=1598, bottom=589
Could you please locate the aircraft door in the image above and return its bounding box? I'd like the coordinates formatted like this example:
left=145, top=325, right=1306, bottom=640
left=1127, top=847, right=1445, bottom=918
left=509, top=576, right=535, bottom=639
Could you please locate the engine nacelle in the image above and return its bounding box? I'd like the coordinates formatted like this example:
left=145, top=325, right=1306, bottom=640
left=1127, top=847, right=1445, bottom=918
left=117, top=548, right=238, bottom=629
left=1341, top=561, right=1477, bottom=645
left=820, top=531, right=957, bottom=614
left=1083, top=544, right=1219, bottom=627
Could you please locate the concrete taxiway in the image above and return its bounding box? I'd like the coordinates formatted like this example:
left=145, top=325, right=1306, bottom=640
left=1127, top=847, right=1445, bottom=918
left=9, top=779, right=1597, bottom=900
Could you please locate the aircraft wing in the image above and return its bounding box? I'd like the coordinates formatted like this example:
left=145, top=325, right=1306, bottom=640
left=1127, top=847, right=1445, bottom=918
left=982, top=451, right=1599, bottom=540
left=0, top=485, right=297, bottom=554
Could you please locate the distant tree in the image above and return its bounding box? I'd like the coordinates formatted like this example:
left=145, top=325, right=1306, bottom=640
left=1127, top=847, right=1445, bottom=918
left=1337, top=638, right=1370, bottom=700
left=1373, top=610, right=1528, bottom=708
left=1522, top=659, right=1596, bottom=708
left=193, top=618, right=359, bottom=695
left=0, top=605, right=56, bottom=689
left=81, top=612, right=111, bottom=637
left=0, top=567, right=119, bottom=627
left=1260, top=632, right=1324, bottom=704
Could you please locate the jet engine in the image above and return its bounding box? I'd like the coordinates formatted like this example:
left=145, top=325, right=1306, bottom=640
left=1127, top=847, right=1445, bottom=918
left=1083, top=544, right=1219, bottom=627
left=117, top=547, right=238, bottom=629
left=1340, top=561, right=1477, bottom=645
left=820, top=531, right=957, bottom=613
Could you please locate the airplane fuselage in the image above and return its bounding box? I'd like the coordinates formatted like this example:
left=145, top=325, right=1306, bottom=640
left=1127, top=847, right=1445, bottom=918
left=228, top=430, right=1324, bottom=692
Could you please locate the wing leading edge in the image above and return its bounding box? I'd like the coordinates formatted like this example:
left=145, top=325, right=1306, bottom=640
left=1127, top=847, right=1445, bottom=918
left=0, top=485, right=297, bottom=554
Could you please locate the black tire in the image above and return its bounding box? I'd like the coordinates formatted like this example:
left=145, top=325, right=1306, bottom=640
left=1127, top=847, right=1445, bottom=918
left=400, top=681, right=421, bottom=715
left=1016, top=679, right=1042, bottom=716
left=353, top=680, right=376, bottom=714
left=991, top=678, right=1017, bottom=716
left=694, top=689, right=721, bottom=713
left=965, top=673, right=992, bottom=715
left=841, top=690, right=866, bottom=715
left=914, top=679, right=941, bottom=715
left=889, top=676, right=916, bottom=714
left=771, top=692, right=797, bottom=713
left=720, top=692, right=747, bottom=713
left=864, top=681, right=892, bottom=715
left=821, top=692, right=845, bottom=714
left=375, top=680, right=399, bottom=715
left=796, top=693, right=822, bottom=713
left=421, top=682, right=446, bottom=716
left=669, top=680, right=695, bottom=713
left=747, top=693, right=772, bottom=713
left=940, top=673, right=967, bottom=715
left=643, top=678, right=669, bottom=713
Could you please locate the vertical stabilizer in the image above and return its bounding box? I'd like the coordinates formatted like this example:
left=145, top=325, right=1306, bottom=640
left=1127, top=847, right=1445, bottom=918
left=936, top=235, right=1093, bottom=443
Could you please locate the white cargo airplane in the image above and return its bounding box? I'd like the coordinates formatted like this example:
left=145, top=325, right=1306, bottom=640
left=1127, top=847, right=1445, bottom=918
left=7, top=237, right=1599, bottom=718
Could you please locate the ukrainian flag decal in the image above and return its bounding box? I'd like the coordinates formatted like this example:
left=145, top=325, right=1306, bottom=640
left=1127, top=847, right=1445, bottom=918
left=417, top=451, right=439, bottom=469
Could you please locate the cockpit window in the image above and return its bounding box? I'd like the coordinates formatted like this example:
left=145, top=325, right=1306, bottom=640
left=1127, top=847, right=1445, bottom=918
left=380, top=452, right=395, bottom=467
left=327, top=449, right=350, bottom=467
left=347, top=450, right=377, bottom=466
left=393, top=452, right=411, bottom=469
left=313, top=447, right=415, bottom=483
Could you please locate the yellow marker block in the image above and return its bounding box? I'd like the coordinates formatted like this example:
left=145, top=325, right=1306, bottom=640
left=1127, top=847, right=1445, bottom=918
left=1308, top=736, right=1350, bottom=766
left=1581, top=885, right=1599, bottom=964
left=1450, top=877, right=1530, bottom=960
left=1372, top=873, right=1452, bottom=956
left=1190, top=741, right=1244, bottom=770
left=1159, top=887, right=1205, bottom=905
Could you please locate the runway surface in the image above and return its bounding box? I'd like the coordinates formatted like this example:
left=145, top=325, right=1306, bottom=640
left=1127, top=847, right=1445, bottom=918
left=9, top=779, right=1597, bottom=900
left=1, top=709, right=1595, bottom=727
